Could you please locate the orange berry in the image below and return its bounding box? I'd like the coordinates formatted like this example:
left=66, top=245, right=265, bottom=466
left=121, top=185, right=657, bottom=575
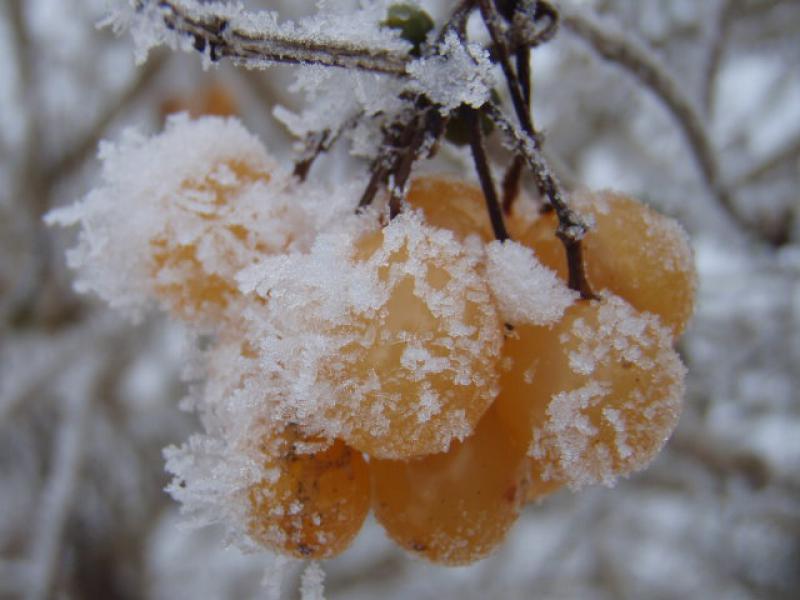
left=405, top=175, right=494, bottom=242
left=372, top=404, right=530, bottom=565
left=495, top=295, right=685, bottom=490
left=150, top=159, right=272, bottom=321
left=519, top=192, right=696, bottom=337
left=324, top=217, right=502, bottom=459
left=248, top=426, right=370, bottom=559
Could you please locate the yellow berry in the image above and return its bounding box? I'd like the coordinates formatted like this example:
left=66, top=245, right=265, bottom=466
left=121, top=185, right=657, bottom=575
left=405, top=175, right=494, bottom=242
left=519, top=192, right=696, bottom=337
left=248, top=426, right=370, bottom=559
left=150, top=159, right=271, bottom=321
left=495, top=295, right=685, bottom=490
left=372, top=404, right=530, bottom=565
left=325, top=215, right=502, bottom=459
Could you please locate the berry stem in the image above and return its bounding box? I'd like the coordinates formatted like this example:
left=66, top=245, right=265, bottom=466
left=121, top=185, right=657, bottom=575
left=478, top=0, right=535, bottom=137
left=501, top=155, right=525, bottom=215
left=292, top=130, right=331, bottom=182
left=357, top=102, right=443, bottom=217
left=483, top=103, right=597, bottom=299
left=466, top=107, right=510, bottom=242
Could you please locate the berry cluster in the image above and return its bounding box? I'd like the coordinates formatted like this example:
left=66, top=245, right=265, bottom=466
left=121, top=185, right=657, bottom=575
left=50, top=116, right=694, bottom=565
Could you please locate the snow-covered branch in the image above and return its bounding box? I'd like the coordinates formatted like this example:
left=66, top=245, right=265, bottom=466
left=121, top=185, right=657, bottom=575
left=118, top=0, right=411, bottom=75
left=560, top=11, right=750, bottom=236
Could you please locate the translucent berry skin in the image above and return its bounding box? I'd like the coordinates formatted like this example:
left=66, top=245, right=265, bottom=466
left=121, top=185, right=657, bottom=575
left=519, top=192, right=696, bottom=337
left=150, top=160, right=270, bottom=321
left=405, top=175, right=533, bottom=242
left=495, top=295, right=685, bottom=491
left=371, top=404, right=530, bottom=565
left=326, top=219, right=502, bottom=460
left=248, top=427, right=370, bottom=559
left=405, top=176, right=495, bottom=242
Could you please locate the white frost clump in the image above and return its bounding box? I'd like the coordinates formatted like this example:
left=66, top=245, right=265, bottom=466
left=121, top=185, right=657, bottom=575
left=300, top=562, right=326, bottom=600
left=406, top=31, right=497, bottom=112
left=236, top=211, right=502, bottom=459
left=46, top=114, right=354, bottom=323
left=485, top=240, right=578, bottom=325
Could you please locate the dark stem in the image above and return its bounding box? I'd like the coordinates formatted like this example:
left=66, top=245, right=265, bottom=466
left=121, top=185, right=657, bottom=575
left=388, top=117, right=427, bottom=218
left=466, top=108, right=509, bottom=241
left=484, top=103, right=596, bottom=298
left=557, top=230, right=596, bottom=300
left=292, top=130, right=331, bottom=182
left=357, top=160, right=392, bottom=212
left=516, top=45, right=531, bottom=104
left=501, top=155, right=525, bottom=214
left=478, top=0, right=534, bottom=135
left=501, top=44, right=531, bottom=213
left=292, top=113, right=362, bottom=182
left=357, top=103, right=443, bottom=217
left=436, top=0, right=477, bottom=43
left=510, top=0, right=560, bottom=49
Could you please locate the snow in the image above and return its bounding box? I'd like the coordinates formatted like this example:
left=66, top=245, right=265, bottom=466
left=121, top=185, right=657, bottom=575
left=4, top=0, right=800, bottom=598
left=405, top=30, right=497, bottom=112
left=484, top=240, right=577, bottom=326
left=300, top=561, right=326, bottom=600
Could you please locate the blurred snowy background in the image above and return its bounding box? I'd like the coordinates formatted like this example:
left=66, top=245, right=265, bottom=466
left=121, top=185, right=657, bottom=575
left=1, top=0, right=798, bottom=598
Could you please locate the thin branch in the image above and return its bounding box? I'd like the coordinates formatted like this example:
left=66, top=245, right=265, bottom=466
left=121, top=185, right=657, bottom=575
left=730, top=133, right=800, bottom=189
left=499, top=0, right=560, bottom=53
left=293, top=130, right=332, bottom=182
left=484, top=103, right=596, bottom=298
left=703, top=0, right=734, bottom=115
left=501, top=156, right=525, bottom=213
left=292, top=113, right=362, bottom=181
left=561, top=12, right=744, bottom=234
left=466, top=107, right=509, bottom=241
left=357, top=116, right=413, bottom=212
left=436, top=0, right=476, bottom=43
left=501, top=41, right=531, bottom=213
left=357, top=102, right=443, bottom=216
left=387, top=115, right=429, bottom=218
left=27, top=366, right=97, bottom=600
left=44, top=52, right=168, bottom=185
left=389, top=106, right=444, bottom=218
left=478, top=0, right=534, bottom=135
left=142, top=0, right=410, bottom=76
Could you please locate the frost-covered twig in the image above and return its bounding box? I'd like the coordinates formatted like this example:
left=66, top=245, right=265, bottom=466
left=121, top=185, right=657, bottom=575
left=484, top=103, right=595, bottom=299
left=560, top=12, right=746, bottom=235
left=478, top=0, right=534, bottom=136
left=481, top=1, right=561, bottom=212
left=293, top=113, right=362, bottom=182
left=356, top=100, right=444, bottom=217
left=731, top=133, right=800, bottom=189
left=390, top=105, right=445, bottom=218
left=703, top=0, right=734, bottom=115
left=129, top=0, right=410, bottom=76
